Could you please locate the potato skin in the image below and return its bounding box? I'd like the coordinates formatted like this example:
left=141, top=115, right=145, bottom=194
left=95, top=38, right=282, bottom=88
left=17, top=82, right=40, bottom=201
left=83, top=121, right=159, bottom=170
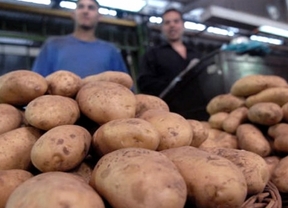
left=282, top=102, right=288, bottom=122
left=92, top=118, right=160, bottom=156
left=0, top=70, right=47, bottom=106
left=0, top=103, right=22, bottom=135
left=0, top=169, right=33, bottom=208
left=81, top=71, right=134, bottom=89
left=5, top=172, right=105, bottom=208
left=222, top=107, right=248, bottom=134
left=139, top=110, right=192, bottom=150
left=25, top=95, right=80, bottom=131
left=161, top=146, right=247, bottom=208
left=236, top=124, right=271, bottom=157
left=247, top=102, right=283, bottom=126
left=31, top=125, right=91, bottom=172
left=45, top=70, right=82, bottom=97
left=90, top=147, right=187, bottom=208
left=0, top=127, right=42, bottom=170
left=230, top=75, right=287, bottom=97
left=271, top=156, right=288, bottom=193
left=206, top=94, right=245, bottom=115
left=202, top=147, right=270, bottom=195
left=187, top=119, right=209, bottom=147
left=135, top=94, right=169, bottom=117
left=208, top=112, right=229, bottom=129
left=76, top=81, right=136, bottom=125
left=268, top=123, right=288, bottom=153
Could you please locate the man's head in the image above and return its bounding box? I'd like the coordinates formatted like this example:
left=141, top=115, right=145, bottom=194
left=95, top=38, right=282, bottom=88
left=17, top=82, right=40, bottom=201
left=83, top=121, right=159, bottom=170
left=161, top=8, right=184, bottom=43
left=72, top=0, right=101, bottom=31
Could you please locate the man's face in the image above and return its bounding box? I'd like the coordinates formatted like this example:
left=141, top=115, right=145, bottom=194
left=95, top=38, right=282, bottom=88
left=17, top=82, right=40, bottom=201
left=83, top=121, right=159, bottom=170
left=161, top=11, right=184, bottom=42
left=73, top=0, right=100, bottom=30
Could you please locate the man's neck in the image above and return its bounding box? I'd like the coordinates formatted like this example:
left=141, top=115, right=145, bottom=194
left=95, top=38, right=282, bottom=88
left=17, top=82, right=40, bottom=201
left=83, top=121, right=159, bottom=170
left=72, top=29, right=96, bottom=42
left=169, top=39, right=184, bottom=47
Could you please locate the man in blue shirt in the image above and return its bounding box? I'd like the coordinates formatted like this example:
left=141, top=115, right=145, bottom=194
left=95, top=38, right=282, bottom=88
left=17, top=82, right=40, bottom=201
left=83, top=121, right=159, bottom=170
left=32, top=0, right=128, bottom=78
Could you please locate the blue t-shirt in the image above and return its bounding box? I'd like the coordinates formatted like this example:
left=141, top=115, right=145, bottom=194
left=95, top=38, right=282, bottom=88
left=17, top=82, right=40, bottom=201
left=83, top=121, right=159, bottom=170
left=32, top=35, right=129, bottom=78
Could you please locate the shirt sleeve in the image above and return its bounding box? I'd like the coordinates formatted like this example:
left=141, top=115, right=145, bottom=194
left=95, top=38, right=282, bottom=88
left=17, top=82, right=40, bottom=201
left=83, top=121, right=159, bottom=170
left=110, top=47, right=129, bottom=74
left=31, top=38, right=55, bottom=77
left=137, top=49, right=168, bottom=96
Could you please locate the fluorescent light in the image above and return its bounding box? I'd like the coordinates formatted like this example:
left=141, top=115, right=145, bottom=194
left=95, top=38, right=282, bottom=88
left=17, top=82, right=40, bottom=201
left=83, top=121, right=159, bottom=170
left=207, top=26, right=234, bottom=36
left=59, top=1, right=76, bottom=9
left=250, top=35, right=283, bottom=45
left=184, top=21, right=206, bottom=31
left=17, top=0, right=51, bottom=5
left=259, top=25, right=288, bottom=39
left=98, top=8, right=117, bottom=16
left=146, top=0, right=168, bottom=8
left=97, top=0, right=146, bottom=12
left=0, top=37, right=33, bottom=45
left=149, top=16, right=162, bottom=24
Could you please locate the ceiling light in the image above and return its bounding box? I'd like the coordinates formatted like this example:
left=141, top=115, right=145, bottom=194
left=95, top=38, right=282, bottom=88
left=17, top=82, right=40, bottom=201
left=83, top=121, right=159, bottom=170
left=0, top=37, right=33, bottom=45
left=97, top=0, right=146, bottom=12
left=149, top=16, right=162, bottom=24
left=207, top=26, right=234, bottom=36
left=250, top=35, right=283, bottom=45
left=17, top=0, right=51, bottom=5
left=258, top=26, right=288, bottom=39
left=59, top=1, right=76, bottom=9
left=99, top=8, right=117, bottom=17
left=184, top=21, right=206, bottom=31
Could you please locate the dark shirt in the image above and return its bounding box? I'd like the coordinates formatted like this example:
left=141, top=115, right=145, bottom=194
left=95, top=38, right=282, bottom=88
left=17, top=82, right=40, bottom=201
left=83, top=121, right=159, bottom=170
left=137, top=41, right=201, bottom=96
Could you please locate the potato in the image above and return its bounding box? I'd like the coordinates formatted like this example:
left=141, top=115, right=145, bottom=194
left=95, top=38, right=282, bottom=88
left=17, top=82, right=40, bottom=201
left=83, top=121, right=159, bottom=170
left=25, top=95, right=80, bottom=131
left=208, top=112, right=229, bottom=129
left=236, top=124, right=271, bottom=157
left=76, top=81, right=136, bottom=125
left=135, top=93, right=169, bottom=117
left=247, top=102, right=283, bottom=126
left=222, top=107, right=248, bottom=134
left=5, top=172, right=105, bottom=208
left=245, top=87, right=288, bottom=108
left=268, top=123, right=288, bottom=153
left=230, top=74, right=287, bottom=97
left=206, top=93, right=245, bottom=115
left=0, top=127, right=42, bottom=170
left=92, top=118, right=160, bottom=156
left=139, top=109, right=192, bottom=150
left=161, top=146, right=247, bottom=208
left=202, top=147, right=270, bottom=195
left=45, top=70, right=82, bottom=97
left=90, top=147, right=187, bottom=208
left=264, top=156, right=280, bottom=179
left=199, top=128, right=238, bottom=149
left=30, top=125, right=91, bottom=172
left=70, top=158, right=94, bottom=184
left=0, top=169, right=33, bottom=208
left=0, top=103, right=22, bottom=135
left=187, top=119, right=209, bottom=147
left=82, top=71, right=134, bottom=89
left=282, top=102, right=288, bottom=122
left=271, top=156, right=288, bottom=193
left=0, top=70, right=47, bottom=106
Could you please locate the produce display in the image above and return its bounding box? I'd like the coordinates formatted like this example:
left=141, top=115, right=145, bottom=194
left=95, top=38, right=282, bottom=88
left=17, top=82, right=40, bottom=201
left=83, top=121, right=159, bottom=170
left=0, top=70, right=287, bottom=208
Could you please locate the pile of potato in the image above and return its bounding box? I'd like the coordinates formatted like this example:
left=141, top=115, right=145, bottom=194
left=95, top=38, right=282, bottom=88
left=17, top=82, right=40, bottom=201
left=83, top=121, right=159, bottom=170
left=0, top=70, right=285, bottom=208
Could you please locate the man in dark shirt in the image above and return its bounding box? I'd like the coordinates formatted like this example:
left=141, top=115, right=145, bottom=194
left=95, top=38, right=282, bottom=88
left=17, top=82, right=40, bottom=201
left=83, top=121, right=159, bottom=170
left=137, top=8, right=201, bottom=96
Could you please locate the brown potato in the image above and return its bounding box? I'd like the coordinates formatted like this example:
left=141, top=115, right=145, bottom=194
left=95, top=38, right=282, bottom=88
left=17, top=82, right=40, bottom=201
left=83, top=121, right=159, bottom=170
left=82, top=71, right=134, bottom=89
left=271, top=156, right=288, bottom=193
left=247, top=102, right=283, bottom=126
left=92, top=118, right=160, bottom=156
left=45, top=70, right=82, bottom=97
left=161, top=146, right=247, bottom=208
left=206, top=94, right=245, bottom=115
left=76, top=81, right=136, bottom=125
left=208, top=112, right=229, bottom=129
left=264, top=156, right=280, bottom=179
left=0, top=127, right=42, bottom=170
left=0, top=169, right=33, bottom=208
left=203, top=147, right=270, bottom=195
left=236, top=124, right=271, bottom=157
left=282, top=102, right=288, bottom=122
left=25, top=95, right=80, bottom=131
left=0, top=70, right=47, bottom=106
left=187, top=119, right=209, bottom=147
left=199, top=128, right=238, bottom=150
left=268, top=123, right=288, bottom=153
left=222, top=107, right=248, bottom=134
left=230, top=74, right=288, bottom=97
left=90, top=147, right=187, bottom=208
left=30, top=125, right=91, bottom=172
left=245, top=87, right=288, bottom=108
left=135, top=93, right=169, bottom=117
left=139, top=109, right=192, bottom=151
left=0, top=103, right=22, bottom=135
left=6, top=172, right=105, bottom=208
